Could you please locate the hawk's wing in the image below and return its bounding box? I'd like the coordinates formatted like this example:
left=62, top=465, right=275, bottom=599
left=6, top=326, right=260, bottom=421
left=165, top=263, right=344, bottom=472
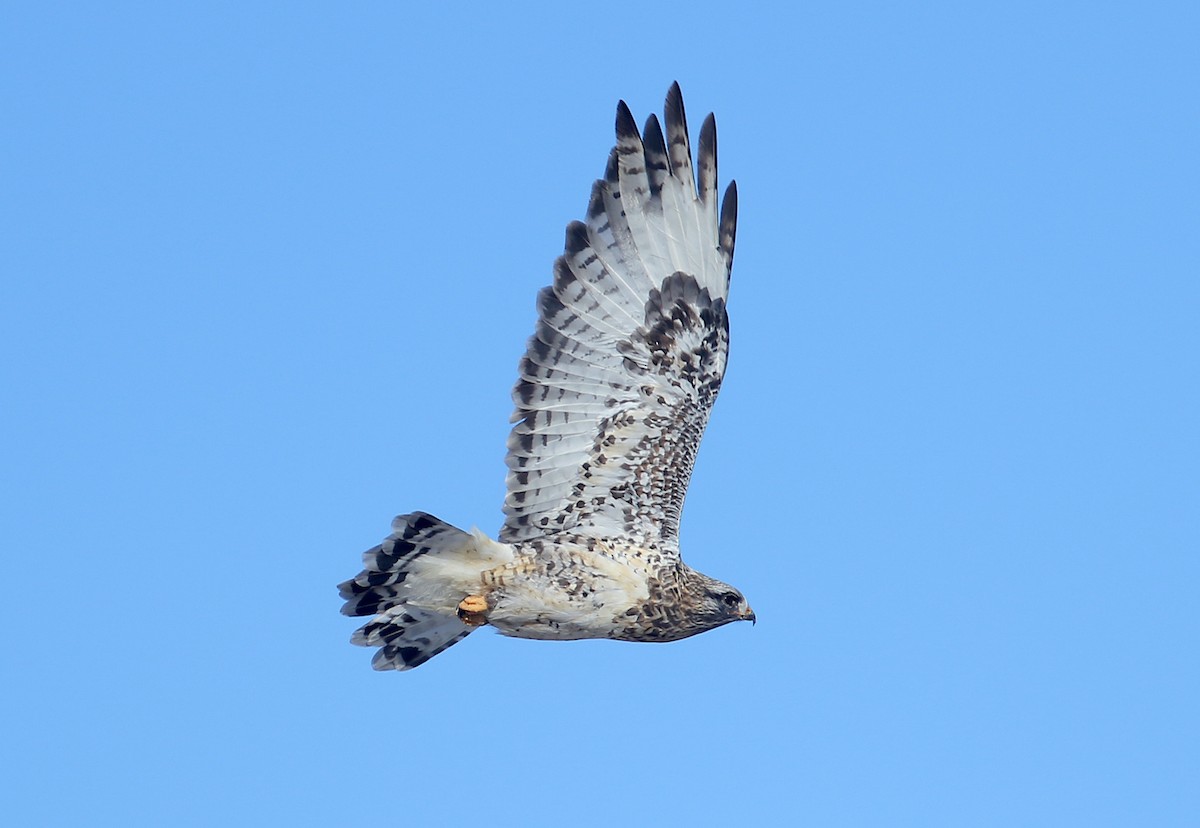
left=501, top=84, right=737, bottom=550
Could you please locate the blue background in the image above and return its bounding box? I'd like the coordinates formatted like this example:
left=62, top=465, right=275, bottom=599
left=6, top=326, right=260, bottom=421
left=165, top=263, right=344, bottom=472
left=3, top=2, right=1196, bottom=825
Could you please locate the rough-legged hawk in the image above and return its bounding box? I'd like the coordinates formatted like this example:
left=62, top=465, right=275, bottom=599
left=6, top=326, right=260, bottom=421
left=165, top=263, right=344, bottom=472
left=339, top=83, right=750, bottom=670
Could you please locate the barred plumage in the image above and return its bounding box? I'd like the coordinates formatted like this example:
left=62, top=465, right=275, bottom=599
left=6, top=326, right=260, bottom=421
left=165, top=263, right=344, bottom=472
left=339, top=83, right=752, bottom=671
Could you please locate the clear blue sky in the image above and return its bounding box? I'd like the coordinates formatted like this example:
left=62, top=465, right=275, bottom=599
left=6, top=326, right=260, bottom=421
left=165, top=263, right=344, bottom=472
left=3, top=2, right=1197, bottom=825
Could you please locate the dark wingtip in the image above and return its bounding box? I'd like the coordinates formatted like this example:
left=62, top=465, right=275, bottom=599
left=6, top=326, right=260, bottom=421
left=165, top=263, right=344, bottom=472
left=698, top=112, right=717, bottom=201
left=564, top=220, right=590, bottom=256
left=642, top=112, right=669, bottom=191
left=666, top=82, right=684, bottom=121
left=615, top=100, right=640, bottom=142
left=604, top=146, right=619, bottom=183
left=720, top=180, right=738, bottom=264
left=586, top=180, right=606, bottom=219
left=665, top=82, right=686, bottom=122
left=643, top=112, right=664, bottom=144
left=663, top=81, right=692, bottom=186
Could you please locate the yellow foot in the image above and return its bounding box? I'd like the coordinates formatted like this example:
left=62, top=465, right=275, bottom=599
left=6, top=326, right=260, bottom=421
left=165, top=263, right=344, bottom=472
left=457, top=594, right=489, bottom=626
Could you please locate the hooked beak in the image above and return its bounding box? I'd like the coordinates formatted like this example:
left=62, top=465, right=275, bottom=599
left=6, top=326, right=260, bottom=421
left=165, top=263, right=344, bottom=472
left=740, top=606, right=756, bottom=625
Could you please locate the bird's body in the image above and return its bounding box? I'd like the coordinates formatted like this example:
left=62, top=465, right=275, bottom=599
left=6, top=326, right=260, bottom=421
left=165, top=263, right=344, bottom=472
left=479, top=534, right=654, bottom=642
left=339, top=84, right=751, bottom=670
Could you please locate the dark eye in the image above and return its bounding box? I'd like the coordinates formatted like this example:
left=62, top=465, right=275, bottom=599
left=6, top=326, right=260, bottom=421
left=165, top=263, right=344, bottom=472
left=721, top=592, right=741, bottom=608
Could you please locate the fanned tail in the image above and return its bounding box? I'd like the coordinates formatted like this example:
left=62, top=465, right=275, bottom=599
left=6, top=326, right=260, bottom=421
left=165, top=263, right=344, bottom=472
left=339, top=512, right=509, bottom=671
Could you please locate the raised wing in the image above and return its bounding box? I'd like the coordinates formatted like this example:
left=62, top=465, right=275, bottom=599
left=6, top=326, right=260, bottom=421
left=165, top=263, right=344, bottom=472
left=501, top=83, right=737, bottom=549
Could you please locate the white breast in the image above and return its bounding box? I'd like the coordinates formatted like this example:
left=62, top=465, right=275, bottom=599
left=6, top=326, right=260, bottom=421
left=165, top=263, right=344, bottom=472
left=485, top=545, right=650, bottom=641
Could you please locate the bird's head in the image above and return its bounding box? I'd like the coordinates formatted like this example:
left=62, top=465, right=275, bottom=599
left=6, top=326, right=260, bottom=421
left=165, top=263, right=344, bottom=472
left=692, top=572, right=756, bottom=628
left=623, top=565, right=756, bottom=642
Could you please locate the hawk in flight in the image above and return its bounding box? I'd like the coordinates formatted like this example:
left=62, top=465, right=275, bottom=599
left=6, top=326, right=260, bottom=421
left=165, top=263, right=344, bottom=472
left=339, top=83, right=751, bottom=670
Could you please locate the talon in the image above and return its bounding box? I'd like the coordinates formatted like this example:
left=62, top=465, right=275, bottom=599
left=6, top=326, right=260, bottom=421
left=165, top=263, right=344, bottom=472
left=457, top=594, right=489, bottom=626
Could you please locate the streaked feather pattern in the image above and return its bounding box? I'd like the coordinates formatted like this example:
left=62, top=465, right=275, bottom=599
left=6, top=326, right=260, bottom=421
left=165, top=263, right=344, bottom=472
left=339, top=84, right=749, bottom=671
left=502, top=82, right=737, bottom=547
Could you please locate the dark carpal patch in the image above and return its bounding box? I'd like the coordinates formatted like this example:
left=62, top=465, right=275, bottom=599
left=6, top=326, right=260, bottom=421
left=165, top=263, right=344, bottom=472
left=502, top=267, right=729, bottom=545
